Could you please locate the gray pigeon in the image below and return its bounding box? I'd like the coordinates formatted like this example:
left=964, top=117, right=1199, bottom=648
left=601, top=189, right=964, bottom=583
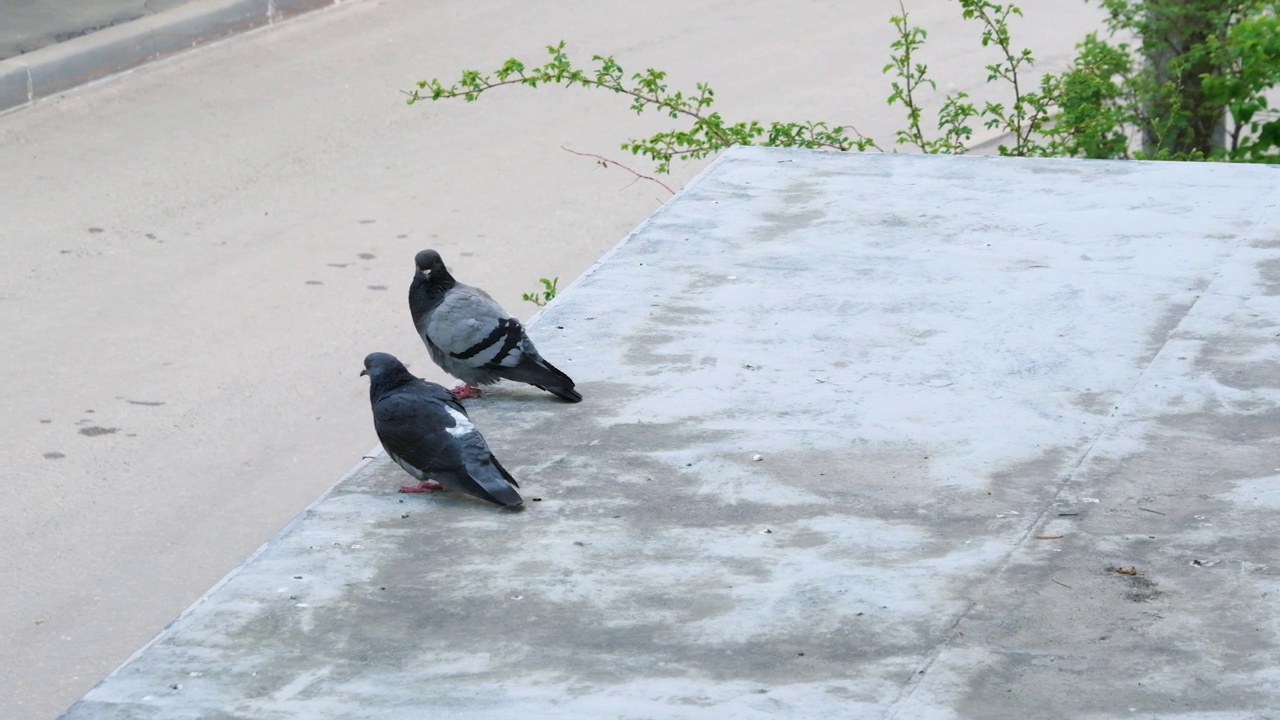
left=409, top=249, right=581, bottom=403
left=361, top=352, right=523, bottom=507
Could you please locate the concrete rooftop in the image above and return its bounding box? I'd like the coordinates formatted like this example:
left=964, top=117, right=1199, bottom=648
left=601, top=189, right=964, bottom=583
left=60, top=147, right=1280, bottom=719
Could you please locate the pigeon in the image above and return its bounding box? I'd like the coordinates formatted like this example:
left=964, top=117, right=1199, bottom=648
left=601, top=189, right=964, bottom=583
left=361, top=352, right=523, bottom=507
left=409, top=249, right=582, bottom=403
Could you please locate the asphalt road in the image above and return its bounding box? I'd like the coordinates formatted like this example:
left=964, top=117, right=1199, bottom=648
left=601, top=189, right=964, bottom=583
left=0, top=1, right=1103, bottom=717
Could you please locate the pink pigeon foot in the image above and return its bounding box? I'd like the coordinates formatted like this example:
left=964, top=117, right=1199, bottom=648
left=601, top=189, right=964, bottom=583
left=399, top=480, right=447, bottom=494
left=450, top=384, right=482, bottom=400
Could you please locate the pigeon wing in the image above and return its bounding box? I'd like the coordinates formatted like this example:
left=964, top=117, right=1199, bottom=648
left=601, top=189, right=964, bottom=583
left=372, top=392, right=463, bottom=476
left=426, top=284, right=527, bottom=371
left=455, top=431, right=523, bottom=504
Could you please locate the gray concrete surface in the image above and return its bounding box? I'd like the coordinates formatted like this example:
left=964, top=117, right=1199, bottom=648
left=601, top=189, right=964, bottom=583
left=0, top=2, right=1107, bottom=718
left=58, top=147, right=1280, bottom=718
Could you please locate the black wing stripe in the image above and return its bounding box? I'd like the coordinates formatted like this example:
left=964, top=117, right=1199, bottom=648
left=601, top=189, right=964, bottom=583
left=450, top=319, right=520, bottom=360
left=487, top=323, right=525, bottom=367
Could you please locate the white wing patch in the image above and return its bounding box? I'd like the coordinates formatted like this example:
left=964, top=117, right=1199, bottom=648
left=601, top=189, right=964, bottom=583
left=443, top=406, right=476, bottom=438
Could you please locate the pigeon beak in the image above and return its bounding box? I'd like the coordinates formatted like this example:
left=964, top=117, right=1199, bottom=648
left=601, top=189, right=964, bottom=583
left=359, top=369, right=369, bottom=377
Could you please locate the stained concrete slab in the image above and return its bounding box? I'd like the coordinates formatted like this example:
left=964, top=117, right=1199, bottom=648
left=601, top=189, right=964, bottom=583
left=59, top=147, right=1280, bottom=718
left=0, top=4, right=1111, bottom=716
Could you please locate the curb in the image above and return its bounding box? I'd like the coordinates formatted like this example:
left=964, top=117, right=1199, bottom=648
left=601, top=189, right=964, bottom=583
left=0, top=0, right=350, bottom=115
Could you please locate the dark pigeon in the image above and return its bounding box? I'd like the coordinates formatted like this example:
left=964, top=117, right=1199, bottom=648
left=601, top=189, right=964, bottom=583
left=361, top=352, right=523, bottom=507
left=409, top=249, right=582, bottom=403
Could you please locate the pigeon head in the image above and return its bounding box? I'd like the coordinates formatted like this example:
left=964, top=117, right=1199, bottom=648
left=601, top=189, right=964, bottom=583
left=408, top=250, right=456, bottom=319
left=360, top=352, right=409, bottom=379
left=414, top=249, right=449, bottom=278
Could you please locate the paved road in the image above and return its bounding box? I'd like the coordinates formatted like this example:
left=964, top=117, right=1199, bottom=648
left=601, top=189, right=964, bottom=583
left=0, top=0, right=192, bottom=60
left=0, top=1, right=1103, bottom=717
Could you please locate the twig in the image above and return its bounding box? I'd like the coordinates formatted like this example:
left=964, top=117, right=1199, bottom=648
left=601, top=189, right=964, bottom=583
left=1052, top=579, right=1073, bottom=589
left=838, top=124, right=884, bottom=151
left=1035, top=534, right=1064, bottom=540
left=416, top=73, right=735, bottom=148
left=560, top=146, right=676, bottom=194
left=1138, top=507, right=1166, bottom=516
left=894, top=0, right=930, bottom=151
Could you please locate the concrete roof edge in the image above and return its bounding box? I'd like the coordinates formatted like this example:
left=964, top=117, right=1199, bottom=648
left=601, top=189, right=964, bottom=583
left=524, top=148, right=741, bottom=325
left=53, top=442, right=386, bottom=718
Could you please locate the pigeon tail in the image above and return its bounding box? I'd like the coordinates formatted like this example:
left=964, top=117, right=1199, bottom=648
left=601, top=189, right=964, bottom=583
left=491, top=454, right=519, bottom=488
left=457, top=458, right=524, bottom=507
left=498, top=357, right=581, bottom=403
left=544, top=384, right=583, bottom=403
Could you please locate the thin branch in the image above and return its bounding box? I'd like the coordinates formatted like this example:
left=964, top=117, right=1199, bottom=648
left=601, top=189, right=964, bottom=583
left=838, top=124, right=885, bottom=152
left=638, top=141, right=723, bottom=158
left=973, top=4, right=1028, bottom=150
left=560, top=146, right=676, bottom=194
left=896, top=0, right=929, bottom=151
left=417, top=71, right=735, bottom=148
left=399, top=75, right=529, bottom=100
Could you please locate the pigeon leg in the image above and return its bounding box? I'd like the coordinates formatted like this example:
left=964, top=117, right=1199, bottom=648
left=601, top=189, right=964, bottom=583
left=450, top=384, right=482, bottom=400
left=399, top=480, right=448, bottom=493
